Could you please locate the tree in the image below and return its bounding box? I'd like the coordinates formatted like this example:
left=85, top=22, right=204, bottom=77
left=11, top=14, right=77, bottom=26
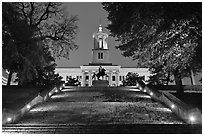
left=102, top=2, right=201, bottom=96
left=2, top=2, right=79, bottom=85
left=15, top=2, right=79, bottom=59
left=122, top=72, right=144, bottom=86
left=3, top=3, right=43, bottom=86
left=66, top=77, right=80, bottom=86
left=31, top=64, right=63, bottom=86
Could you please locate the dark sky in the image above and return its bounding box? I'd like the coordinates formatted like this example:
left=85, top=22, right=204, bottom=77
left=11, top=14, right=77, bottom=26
left=56, top=2, right=138, bottom=67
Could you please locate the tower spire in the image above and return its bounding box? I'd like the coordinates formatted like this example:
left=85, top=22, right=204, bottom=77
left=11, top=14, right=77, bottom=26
left=98, top=16, right=102, bottom=32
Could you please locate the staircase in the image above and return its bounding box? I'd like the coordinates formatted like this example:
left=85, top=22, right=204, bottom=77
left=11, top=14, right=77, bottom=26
left=3, top=124, right=201, bottom=134
left=2, top=86, right=202, bottom=134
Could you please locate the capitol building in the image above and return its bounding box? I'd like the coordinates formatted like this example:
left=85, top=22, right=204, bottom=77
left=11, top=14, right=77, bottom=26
left=55, top=25, right=150, bottom=86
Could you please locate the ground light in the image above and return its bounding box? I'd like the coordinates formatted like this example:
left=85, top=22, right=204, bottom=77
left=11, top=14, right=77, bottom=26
left=189, top=115, right=196, bottom=123
left=170, top=104, right=175, bottom=109
left=136, top=83, right=139, bottom=87
left=150, top=92, right=153, bottom=96
left=26, top=105, right=31, bottom=109
left=49, top=92, right=52, bottom=96
left=55, top=89, right=58, bottom=93
left=7, top=117, right=12, bottom=122
left=143, top=89, right=147, bottom=92
left=139, top=86, right=143, bottom=90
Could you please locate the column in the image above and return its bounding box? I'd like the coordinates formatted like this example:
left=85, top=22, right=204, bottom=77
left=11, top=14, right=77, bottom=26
left=116, top=72, right=119, bottom=86
left=109, top=72, right=112, bottom=86
left=89, top=72, right=92, bottom=86
left=81, top=72, right=85, bottom=86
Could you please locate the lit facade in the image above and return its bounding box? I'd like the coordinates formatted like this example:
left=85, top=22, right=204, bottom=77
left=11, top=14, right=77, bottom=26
left=55, top=25, right=150, bottom=86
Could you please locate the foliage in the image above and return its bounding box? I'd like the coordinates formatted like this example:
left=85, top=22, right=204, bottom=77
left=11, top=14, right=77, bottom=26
left=102, top=2, right=201, bottom=93
left=31, top=64, right=63, bottom=86
left=2, top=2, right=79, bottom=85
left=3, top=3, right=44, bottom=85
left=122, top=72, right=144, bottom=86
left=65, top=77, right=81, bottom=86
left=15, top=2, right=79, bottom=59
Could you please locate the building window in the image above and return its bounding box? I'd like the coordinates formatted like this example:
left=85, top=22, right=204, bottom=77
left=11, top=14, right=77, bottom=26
left=86, top=75, right=89, bottom=80
left=98, top=52, right=103, bottom=59
left=85, top=83, right=89, bottom=86
left=101, top=53, right=103, bottom=59
left=80, top=76, right=82, bottom=79
left=119, top=76, right=122, bottom=81
left=112, top=76, right=115, bottom=81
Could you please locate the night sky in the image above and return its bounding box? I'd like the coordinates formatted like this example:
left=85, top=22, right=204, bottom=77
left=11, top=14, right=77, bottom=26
left=56, top=2, right=138, bottom=68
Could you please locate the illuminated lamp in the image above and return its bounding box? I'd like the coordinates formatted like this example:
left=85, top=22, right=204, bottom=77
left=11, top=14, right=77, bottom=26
left=189, top=115, right=196, bottom=123
left=139, top=86, right=143, bottom=90
left=26, top=105, right=31, bottom=109
left=171, top=104, right=175, bottom=109
left=55, top=89, right=58, bottom=93
left=7, top=117, right=12, bottom=122
left=143, top=89, right=147, bottom=92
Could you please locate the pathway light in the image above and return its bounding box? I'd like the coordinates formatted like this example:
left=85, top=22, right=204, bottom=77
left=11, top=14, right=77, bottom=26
left=7, top=117, right=12, bottom=122
left=150, top=92, right=153, bottom=96
left=171, top=104, right=175, bottom=109
left=26, top=105, right=31, bottom=109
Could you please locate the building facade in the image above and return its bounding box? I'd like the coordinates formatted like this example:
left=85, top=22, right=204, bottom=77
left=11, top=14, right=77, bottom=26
left=55, top=25, right=150, bottom=86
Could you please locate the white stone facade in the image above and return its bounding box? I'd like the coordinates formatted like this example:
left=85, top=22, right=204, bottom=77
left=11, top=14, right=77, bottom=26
left=55, top=66, right=150, bottom=86
left=55, top=24, right=150, bottom=86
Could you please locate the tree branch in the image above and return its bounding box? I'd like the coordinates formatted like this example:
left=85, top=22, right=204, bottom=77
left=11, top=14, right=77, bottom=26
left=20, top=3, right=27, bottom=19
left=29, top=2, right=34, bottom=25
left=34, top=2, right=52, bottom=26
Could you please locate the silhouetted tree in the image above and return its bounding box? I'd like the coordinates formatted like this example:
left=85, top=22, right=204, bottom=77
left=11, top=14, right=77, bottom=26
left=103, top=2, right=201, bottom=96
left=2, top=2, right=79, bottom=85
left=122, top=72, right=144, bottom=86
left=66, top=77, right=80, bottom=86
left=15, top=2, right=79, bottom=59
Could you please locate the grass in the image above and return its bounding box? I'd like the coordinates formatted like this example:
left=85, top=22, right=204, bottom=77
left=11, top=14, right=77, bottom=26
left=171, top=92, right=202, bottom=111
left=2, top=86, right=42, bottom=111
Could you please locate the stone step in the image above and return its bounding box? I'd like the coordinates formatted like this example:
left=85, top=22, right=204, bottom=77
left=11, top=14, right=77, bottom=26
left=3, top=124, right=201, bottom=134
